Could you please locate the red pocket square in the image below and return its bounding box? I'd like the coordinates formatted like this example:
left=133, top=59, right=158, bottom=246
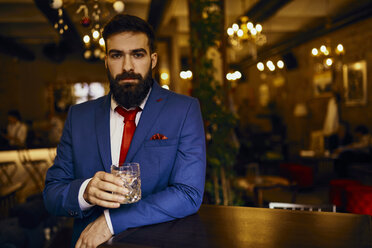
left=150, top=133, right=168, bottom=140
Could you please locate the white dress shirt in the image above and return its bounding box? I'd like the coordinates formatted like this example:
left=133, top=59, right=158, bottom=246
left=78, top=89, right=150, bottom=235
left=7, top=121, right=27, bottom=146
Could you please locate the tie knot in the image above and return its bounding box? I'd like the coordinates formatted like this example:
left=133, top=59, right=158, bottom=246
left=115, top=106, right=141, bottom=122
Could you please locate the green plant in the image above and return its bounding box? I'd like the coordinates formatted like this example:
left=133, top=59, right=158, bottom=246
left=188, top=0, right=239, bottom=205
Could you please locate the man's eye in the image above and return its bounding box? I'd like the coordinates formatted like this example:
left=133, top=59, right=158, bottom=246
left=133, top=53, right=144, bottom=58
left=110, top=53, right=121, bottom=59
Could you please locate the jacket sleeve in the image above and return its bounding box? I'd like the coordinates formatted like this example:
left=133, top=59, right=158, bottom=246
left=109, top=98, right=206, bottom=234
left=43, top=107, right=94, bottom=219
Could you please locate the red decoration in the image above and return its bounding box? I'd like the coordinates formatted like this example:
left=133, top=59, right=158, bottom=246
left=80, top=17, right=91, bottom=27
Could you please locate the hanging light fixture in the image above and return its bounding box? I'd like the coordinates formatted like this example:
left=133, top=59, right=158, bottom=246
left=311, top=42, right=345, bottom=70
left=311, top=0, right=345, bottom=71
left=226, top=16, right=266, bottom=49
left=50, top=0, right=126, bottom=61
left=256, top=59, right=285, bottom=72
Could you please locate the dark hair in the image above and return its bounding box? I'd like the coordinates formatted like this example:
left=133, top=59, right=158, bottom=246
left=8, top=110, right=22, bottom=121
left=102, top=14, right=155, bottom=53
left=355, top=125, right=369, bottom=135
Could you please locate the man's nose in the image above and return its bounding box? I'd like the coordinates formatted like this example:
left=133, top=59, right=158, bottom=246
left=122, top=56, right=134, bottom=71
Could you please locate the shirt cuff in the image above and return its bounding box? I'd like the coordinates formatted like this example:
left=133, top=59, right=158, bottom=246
left=78, top=178, right=94, bottom=211
left=104, top=209, right=114, bottom=235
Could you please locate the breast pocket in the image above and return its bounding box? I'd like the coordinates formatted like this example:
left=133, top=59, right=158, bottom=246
left=140, top=138, right=179, bottom=194
left=144, top=138, right=178, bottom=147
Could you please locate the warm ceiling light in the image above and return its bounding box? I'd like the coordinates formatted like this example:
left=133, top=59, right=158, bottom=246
left=237, top=29, right=244, bottom=37
left=234, top=71, right=242, bottom=79
left=247, top=22, right=254, bottom=30
left=320, top=45, right=327, bottom=53
left=267, top=61, right=275, bottom=71
left=180, top=71, right=186, bottom=79
left=180, top=70, right=193, bottom=79
left=227, top=28, right=234, bottom=36
left=325, top=58, right=333, bottom=66
left=83, top=35, right=90, bottom=43
left=161, top=72, right=169, bottom=80
left=83, top=50, right=92, bottom=59
left=336, top=44, right=344, bottom=54
left=92, top=30, right=100, bottom=39
left=232, top=23, right=239, bottom=31
left=257, top=62, right=264, bottom=71
left=99, top=38, right=105, bottom=46
left=186, top=70, right=192, bottom=79
left=277, top=60, right=284, bottom=69
left=255, top=24, right=262, bottom=32
left=113, top=1, right=125, bottom=13
left=250, top=28, right=257, bottom=36
left=312, top=48, right=318, bottom=56
left=50, top=0, right=63, bottom=9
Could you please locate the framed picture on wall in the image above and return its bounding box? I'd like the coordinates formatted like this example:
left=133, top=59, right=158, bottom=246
left=343, top=60, right=367, bottom=106
left=313, top=70, right=332, bottom=96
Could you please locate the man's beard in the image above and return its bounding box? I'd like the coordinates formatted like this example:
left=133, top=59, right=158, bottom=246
left=108, top=65, right=153, bottom=109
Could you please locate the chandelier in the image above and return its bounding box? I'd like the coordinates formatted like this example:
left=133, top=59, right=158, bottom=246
left=226, top=16, right=266, bottom=50
left=256, top=60, right=285, bottom=72
left=311, top=42, right=345, bottom=72
left=50, top=0, right=125, bottom=61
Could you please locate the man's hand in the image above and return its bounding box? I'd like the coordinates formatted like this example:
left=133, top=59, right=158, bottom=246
left=83, top=171, right=128, bottom=208
left=75, top=214, right=112, bottom=248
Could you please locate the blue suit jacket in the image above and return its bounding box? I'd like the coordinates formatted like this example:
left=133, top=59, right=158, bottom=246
left=43, top=82, right=206, bottom=246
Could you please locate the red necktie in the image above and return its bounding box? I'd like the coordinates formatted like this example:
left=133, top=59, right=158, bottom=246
left=115, top=106, right=141, bottom=165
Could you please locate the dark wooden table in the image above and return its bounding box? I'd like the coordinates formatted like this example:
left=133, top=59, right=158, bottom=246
left=100, top=204, right=372, bottom=248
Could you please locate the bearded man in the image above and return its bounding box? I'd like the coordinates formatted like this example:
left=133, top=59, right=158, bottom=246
left=43, top=14, right=206, bottom=248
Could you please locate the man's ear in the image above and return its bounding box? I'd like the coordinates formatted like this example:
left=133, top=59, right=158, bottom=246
left=151, top=53, right=158, bottom=69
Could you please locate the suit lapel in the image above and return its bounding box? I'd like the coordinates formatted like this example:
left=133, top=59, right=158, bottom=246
left=126, top=82, right=167, bottom=162
left=95, top=94, right=112, bottom=172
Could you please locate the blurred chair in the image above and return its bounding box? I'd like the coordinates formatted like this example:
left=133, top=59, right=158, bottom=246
left=0, top=161, right=17, bottom=186
left=0, top=161, right=24, bottom=219
left=0, top=182, right=24, bottom=219
left=269, top=202, right=336, bottom=212
left=236, top=175, right=297, bottom=207
left=245, top=162, right=260, bottom=177
left=17, top=149, right=48, bottom=191
left=279, top=163, right=314, bottom=188
left=329, top=179, right=361, bottom=211
left=345, top=185, right=372, bottom=216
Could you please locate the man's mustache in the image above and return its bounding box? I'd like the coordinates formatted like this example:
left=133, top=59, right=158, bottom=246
left=115, top=71, right=143, bottom=81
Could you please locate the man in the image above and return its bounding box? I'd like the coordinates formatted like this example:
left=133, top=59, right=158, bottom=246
left=334, top=125, right=371, bottom=177
left=4, top=110, right=28, bottom=148
left=43, top=14, right=206, bottom=248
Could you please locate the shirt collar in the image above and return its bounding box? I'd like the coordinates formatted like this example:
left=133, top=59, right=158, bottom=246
left=111, top=87, right=152, bottom=112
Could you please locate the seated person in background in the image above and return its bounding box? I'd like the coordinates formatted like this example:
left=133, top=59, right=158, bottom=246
left=334, top=125, right=372, bottom=177
left=3, top=110, right=28, bottom=148
left=47, top=111, right=63, bottom=146
left=327, top=121, right=353, bottom=152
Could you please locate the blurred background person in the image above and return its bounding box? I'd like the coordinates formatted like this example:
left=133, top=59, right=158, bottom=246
left=46, top=111, right=63, bottom=146
left=327, top=121, right=353, bottom=153
left=333, top=125, right=372, bottom=177
left=1, top=110, right=28, bottom=149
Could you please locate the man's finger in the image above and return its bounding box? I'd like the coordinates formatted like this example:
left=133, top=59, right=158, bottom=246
left=94, top=180, right=128, bottom=195
left=94, top=171, right=124, bottom=187
left=92, top=198, right=121, bottom=208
